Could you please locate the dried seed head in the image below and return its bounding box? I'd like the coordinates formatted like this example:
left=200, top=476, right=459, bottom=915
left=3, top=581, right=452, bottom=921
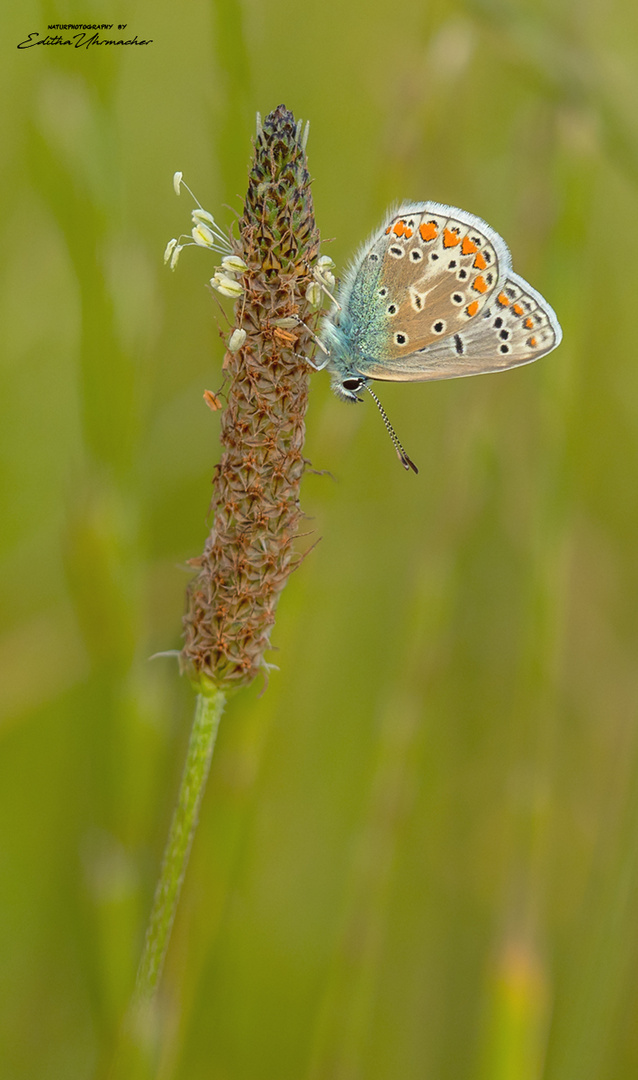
left=181, top=105, right=321, bottom=689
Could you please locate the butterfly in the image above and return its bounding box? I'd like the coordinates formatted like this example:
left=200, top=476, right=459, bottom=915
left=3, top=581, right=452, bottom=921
left=314, top=202, right=562, bottom=472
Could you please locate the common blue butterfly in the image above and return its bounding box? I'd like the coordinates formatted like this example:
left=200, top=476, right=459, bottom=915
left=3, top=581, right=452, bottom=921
left=313, top=202, right=562, bottom=471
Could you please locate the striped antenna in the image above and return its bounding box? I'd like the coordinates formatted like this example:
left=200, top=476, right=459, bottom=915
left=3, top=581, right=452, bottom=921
left=363, top=385, right=419, bottom=474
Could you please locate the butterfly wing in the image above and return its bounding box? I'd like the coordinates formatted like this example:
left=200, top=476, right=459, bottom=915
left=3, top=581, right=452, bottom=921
left=362, top=271, right=562, bottom=382
left=341, top=202, right=508, bottom=355
left=337, top=202, right=560, bottom=382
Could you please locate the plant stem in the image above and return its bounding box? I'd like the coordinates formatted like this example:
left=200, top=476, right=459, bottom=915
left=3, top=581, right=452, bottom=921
left=108, top=687, right=225, bottom=1079
left=134, top=685, right=226, bottom=1005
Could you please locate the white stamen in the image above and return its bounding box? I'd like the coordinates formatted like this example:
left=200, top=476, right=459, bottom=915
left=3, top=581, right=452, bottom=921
left=192, top=223, right=218, bottom=249
left=305, top=281, right=322, bottom=307
left=211, top=273, right=244, bottom=298
left=228, top=328, right=247, bottom=351
left=221, top=255, right=248, bottom=274
left=191, top=208, right=217, bottom=227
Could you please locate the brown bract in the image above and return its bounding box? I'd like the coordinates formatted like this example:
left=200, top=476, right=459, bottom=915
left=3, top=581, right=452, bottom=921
left=181, top=105, right=321, bottom=689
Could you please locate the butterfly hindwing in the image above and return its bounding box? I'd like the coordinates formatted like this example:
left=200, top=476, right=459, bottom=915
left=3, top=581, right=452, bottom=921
left=361, top=270, right=562, bottom=382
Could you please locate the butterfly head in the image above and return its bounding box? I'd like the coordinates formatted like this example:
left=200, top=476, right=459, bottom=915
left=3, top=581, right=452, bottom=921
left=317, top=315, right=366, bottom=402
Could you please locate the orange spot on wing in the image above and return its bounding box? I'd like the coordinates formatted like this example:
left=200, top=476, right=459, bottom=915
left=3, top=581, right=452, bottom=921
left=419, top=221, right=438, bottom=242
left=393, top=220, right=407, bottom=237
left=466, top=300, right=479, bottom=317
left=385, top=226, right=391, bottom=234
left=461, top=236, right=478, bottom=255
left=404, top=227, right=413, bottom=238
left=524, top=316, right=534, bottom=329
left=443, top=228, right=461, bottom=247
left=473, top=252, right=487, bottom=271
left=472, top=275, right=488, bottom=294
left=497, top=292, right=510, bottom=306
left=529, top=336, right=537, bottom=347
left=513, top=303, right=524, bottom=316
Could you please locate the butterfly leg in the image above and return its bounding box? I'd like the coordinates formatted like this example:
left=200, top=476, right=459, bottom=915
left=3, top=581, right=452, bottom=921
left=291, top=351, right=329, bottom=371
left=286, top=316, right=331, bottom=370
left=268, top=316, right=330, bottom=370
left=300, top=356, right=326, bottom=373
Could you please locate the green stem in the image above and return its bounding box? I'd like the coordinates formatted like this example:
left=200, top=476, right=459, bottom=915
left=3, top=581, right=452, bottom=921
left=108, top=687, right=225, bottom=1079
left=134, top=686, right=226, bottom=1004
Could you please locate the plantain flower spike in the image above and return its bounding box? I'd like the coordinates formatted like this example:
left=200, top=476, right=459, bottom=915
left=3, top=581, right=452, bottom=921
left=181, top=105, right=321, bottom=689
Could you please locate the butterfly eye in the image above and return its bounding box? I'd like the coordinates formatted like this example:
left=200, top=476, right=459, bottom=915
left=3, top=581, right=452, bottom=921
left=342, top=378, right=364, bottom=392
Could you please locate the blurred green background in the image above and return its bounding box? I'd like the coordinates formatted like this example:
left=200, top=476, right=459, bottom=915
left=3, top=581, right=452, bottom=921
left=3, top=1, right=638, bottom=1077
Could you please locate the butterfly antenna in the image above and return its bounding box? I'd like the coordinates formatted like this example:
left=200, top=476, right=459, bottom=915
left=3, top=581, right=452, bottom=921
left=363, top=384, right=419, bottom=474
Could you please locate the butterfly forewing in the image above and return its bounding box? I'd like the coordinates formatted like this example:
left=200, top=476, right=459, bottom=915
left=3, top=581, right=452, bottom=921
left=347, top=204, right=510, bottom=363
